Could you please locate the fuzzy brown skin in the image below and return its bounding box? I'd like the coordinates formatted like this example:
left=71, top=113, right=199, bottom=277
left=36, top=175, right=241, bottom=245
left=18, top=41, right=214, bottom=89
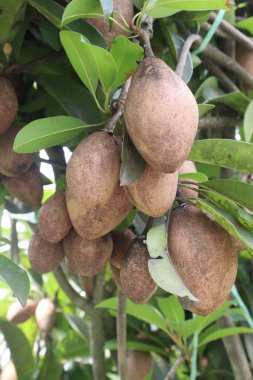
left=3, top=163, right=43, bottom=207
left=0, top=124, right=35, bottom=177
left=178, top=160, right=198, bottom=199
left=236, top=43, right=253, bottom=76
left=64, top=230, right=113, bottom=276
left=168, top=205, right=238, bottom=315
left=0, top=78, right=18, bottom=135
left=126, top=350, right=152, bottom=380
left=0, top=362, right=17, bottom=380
left=39, top=190, right=72, bottom=243
left=35, top=298, right=56, bottom=335
left=124, top=58, right=199, bottom=173
left=111, top=229, right=135, bottom=269
left=125, top=166, right=178, bottom=217
left=7, top=300, right=38, bottom=324
left=120, top=239, right=157, bottom=304
left=66, top=131, right=121, bottom=230
left=110, top=262, right=124, bottom=292
left=67, top=181, right=133, bottom=240
left=86, top=0, right=134, bottom=43
left=28, top=233, right=64, bottom=274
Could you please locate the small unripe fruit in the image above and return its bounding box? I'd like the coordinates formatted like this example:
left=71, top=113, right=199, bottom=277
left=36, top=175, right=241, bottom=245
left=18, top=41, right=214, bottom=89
left=39, top=190, right=72, bottom=243
left=35, top=298, right=56, bottom=335
left=0, top=77, right=18, bottom=135
left=7, top=299, right=37, bottom=324
left=28, top=233, right=64, bottom=274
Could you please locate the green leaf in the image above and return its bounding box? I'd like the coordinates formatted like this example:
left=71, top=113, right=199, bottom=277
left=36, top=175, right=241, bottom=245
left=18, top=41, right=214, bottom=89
left=13, top=116, right=88, bottom=153
left=236, top=17, right=253, bottom=36
left=157, top=295, right=185, bottom=324
left=56, top=330, right=89, bottom=360
left=198, top=327, right=253, bottom=346
left=105, top=340, right=167, bottom=357
left=100, top=0, right=113, bottom=19
left=97, top=297, right=168, bottom=332
left=143, top=0, right=229, bottom=18
left=0, top=256, right=30, bottom=306
left=38, top=342, right=62, bottom=380
left=0, top=0, right=26, bottom=43
left=0, top=321, right=34, bottom=378
left=120, top=132, right=146, bottom=186
left=195, top=76, right=223, bottom=101
left=210, top=92, right=250, bottom=115
left=195, top=199, right=253, bottom=253
left=179, top=172, right=208, bottom=183
left=244, top=100, right=253, bottom=143
left=201, top=179, right=253, bottom=212
left=189, top=139, right=253, bottom=174
left=198, top=103, right=215, bottom=117
left=60, top=31, right=117, bottom=97
left=171, top=32, right=193, bottom=83
left=62, top=0, right=103, bottom=25
left=147, top=224, right=197, bottom=302
left=111, top=36, right=144, bottom=88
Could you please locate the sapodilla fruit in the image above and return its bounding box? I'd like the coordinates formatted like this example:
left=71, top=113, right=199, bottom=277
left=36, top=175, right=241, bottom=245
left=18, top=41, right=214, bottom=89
left=178, top=160, right=198, bottom=199
left=28, top=233, right=64, bottom=274
left=2, top=163, right=43, bottom=207
left=124, top=58, right=199, bottom=173
left=126, top=350, right=152, bottom=380
left=86, top=0, right=133, bottom=43
left=7, top=299, right=37, bottom=324
left=67, top=181, right=133, bottom=240
left=120, top=239, right=157, bottom=304
left=63, top=230, right=113, bottom=276
left=0, top=124, right=35, bottom=177
left=0, top=362, right=17, bottom=380
left=39, top=190, right=72, bottom=243
left=168, top=204, right=238, bottom=315
left=124, top=166, right=178, bottom=217
left=111, top=229, right=135, bottom=269
left=0, top=77, right=18, bottom=135
left=66, top=131, right=121, bottom=231
left=35, top=298, right=56, bottom=335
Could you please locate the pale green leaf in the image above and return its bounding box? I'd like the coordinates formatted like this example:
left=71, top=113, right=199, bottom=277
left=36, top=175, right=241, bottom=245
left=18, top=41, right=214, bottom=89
left=244, top=100, right=253, bottom=142
left=62, top=0, right=103, bottom=25
left=198, top=327, right=253, bottom=346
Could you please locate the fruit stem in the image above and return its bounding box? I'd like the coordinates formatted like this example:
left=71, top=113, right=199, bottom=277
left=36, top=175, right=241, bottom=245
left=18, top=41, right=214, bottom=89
left=117, top=290, right=127, bottom=380
left=175, top=35, right=202, bottom=79
left=109, top=17, right=131, bottom=34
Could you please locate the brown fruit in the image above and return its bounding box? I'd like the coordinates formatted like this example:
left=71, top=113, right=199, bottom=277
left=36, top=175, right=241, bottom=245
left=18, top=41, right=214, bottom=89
left=0, top=77, right=18, bottom=135
left=168, top=204, right=238, bottom=315
left=120, top=239, right=157, bottom=304
left=0, top=362, right=17, bottom=380
left=3, top=163, right=43, bottom=207
left=0, top=124, right=35, bottom=177
left=111, top=229, right=135, bottom=269
left=39, top=190, right=72, bottom=243
left=35, top=298, right=56, bottom=335
left=67, top=181, right=133, bottom=240
left=63, top=230, right=113, bottom=276
left=86, top=0, right=134, bottom=43
left=178, top=160, right=198, bottom=199
left=7, top=299, right=37, bottom=324
left=66, top=131, right=121, bottom=234
left=28, top=233, right=64, bottom=274
left=236, top=43, right=253, bottom=77
left=125, top=166, right=178, bottom=217
left=126, top=350, right=152, bottom=380
left=124, top=58, right=199, bottom=173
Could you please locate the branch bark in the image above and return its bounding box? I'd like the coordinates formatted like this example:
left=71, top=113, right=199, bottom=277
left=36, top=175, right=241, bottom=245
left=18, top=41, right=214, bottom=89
left=176, top=34, right=202, bottom=78
left=117, top=290, right=127, bottom=380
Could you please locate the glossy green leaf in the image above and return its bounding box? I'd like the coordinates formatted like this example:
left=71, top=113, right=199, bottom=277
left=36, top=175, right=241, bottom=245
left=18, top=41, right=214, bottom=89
left=147, top=224, right=198, bottom=302
left=179, top=172, right=208, bottom=182
left=38, top=342, right=62, bottom=380
left=100, top=0, right=113, bottom=19
left=189, top=139, right=253, bottom=174
left=201, top=179, right=253, bottom=212
left=0, top=256, right=30, bottom=306
left=195, top=199, right=253, bottom=253
left=105, top=340, right=167, bottom=357
left=157, top=296, right=185, bottom=324
left=111, top=36, right=144, bottom=88
left=56, top=330, right=89, bottom=359
left=210, top=92, right=250, bottom=115
left=97, top=297, right=168, bottom=332
left=236, top=17, right=253, bottom=36
left=198, top=103, right=215, bottom=117
left=0, top=321, right=34, bottom=378
left=0, top=0, right=26, bottom=43
left=120, top=132, right=146, bottom=186
left=62, top=0, right=103, bottom=25
left=198, top=327, right=253, bottom=347
left=14, top=116, right=88, bottom=153
left=244, top=100, right=253, bottom=142
left=195, top=76, right=223, bottom=102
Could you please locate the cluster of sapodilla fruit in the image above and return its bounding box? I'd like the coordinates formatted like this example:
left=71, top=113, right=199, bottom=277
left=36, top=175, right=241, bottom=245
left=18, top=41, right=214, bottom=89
left=0, top=0, right=245, bottom=317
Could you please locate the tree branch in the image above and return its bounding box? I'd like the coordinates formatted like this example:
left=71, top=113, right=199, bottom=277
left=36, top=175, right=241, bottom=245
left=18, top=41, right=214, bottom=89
left=176, top=34, right=202, bottom=78
left=117, top=290, right=127, bottom=380
left=163, top=356, right=184, bottom=380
